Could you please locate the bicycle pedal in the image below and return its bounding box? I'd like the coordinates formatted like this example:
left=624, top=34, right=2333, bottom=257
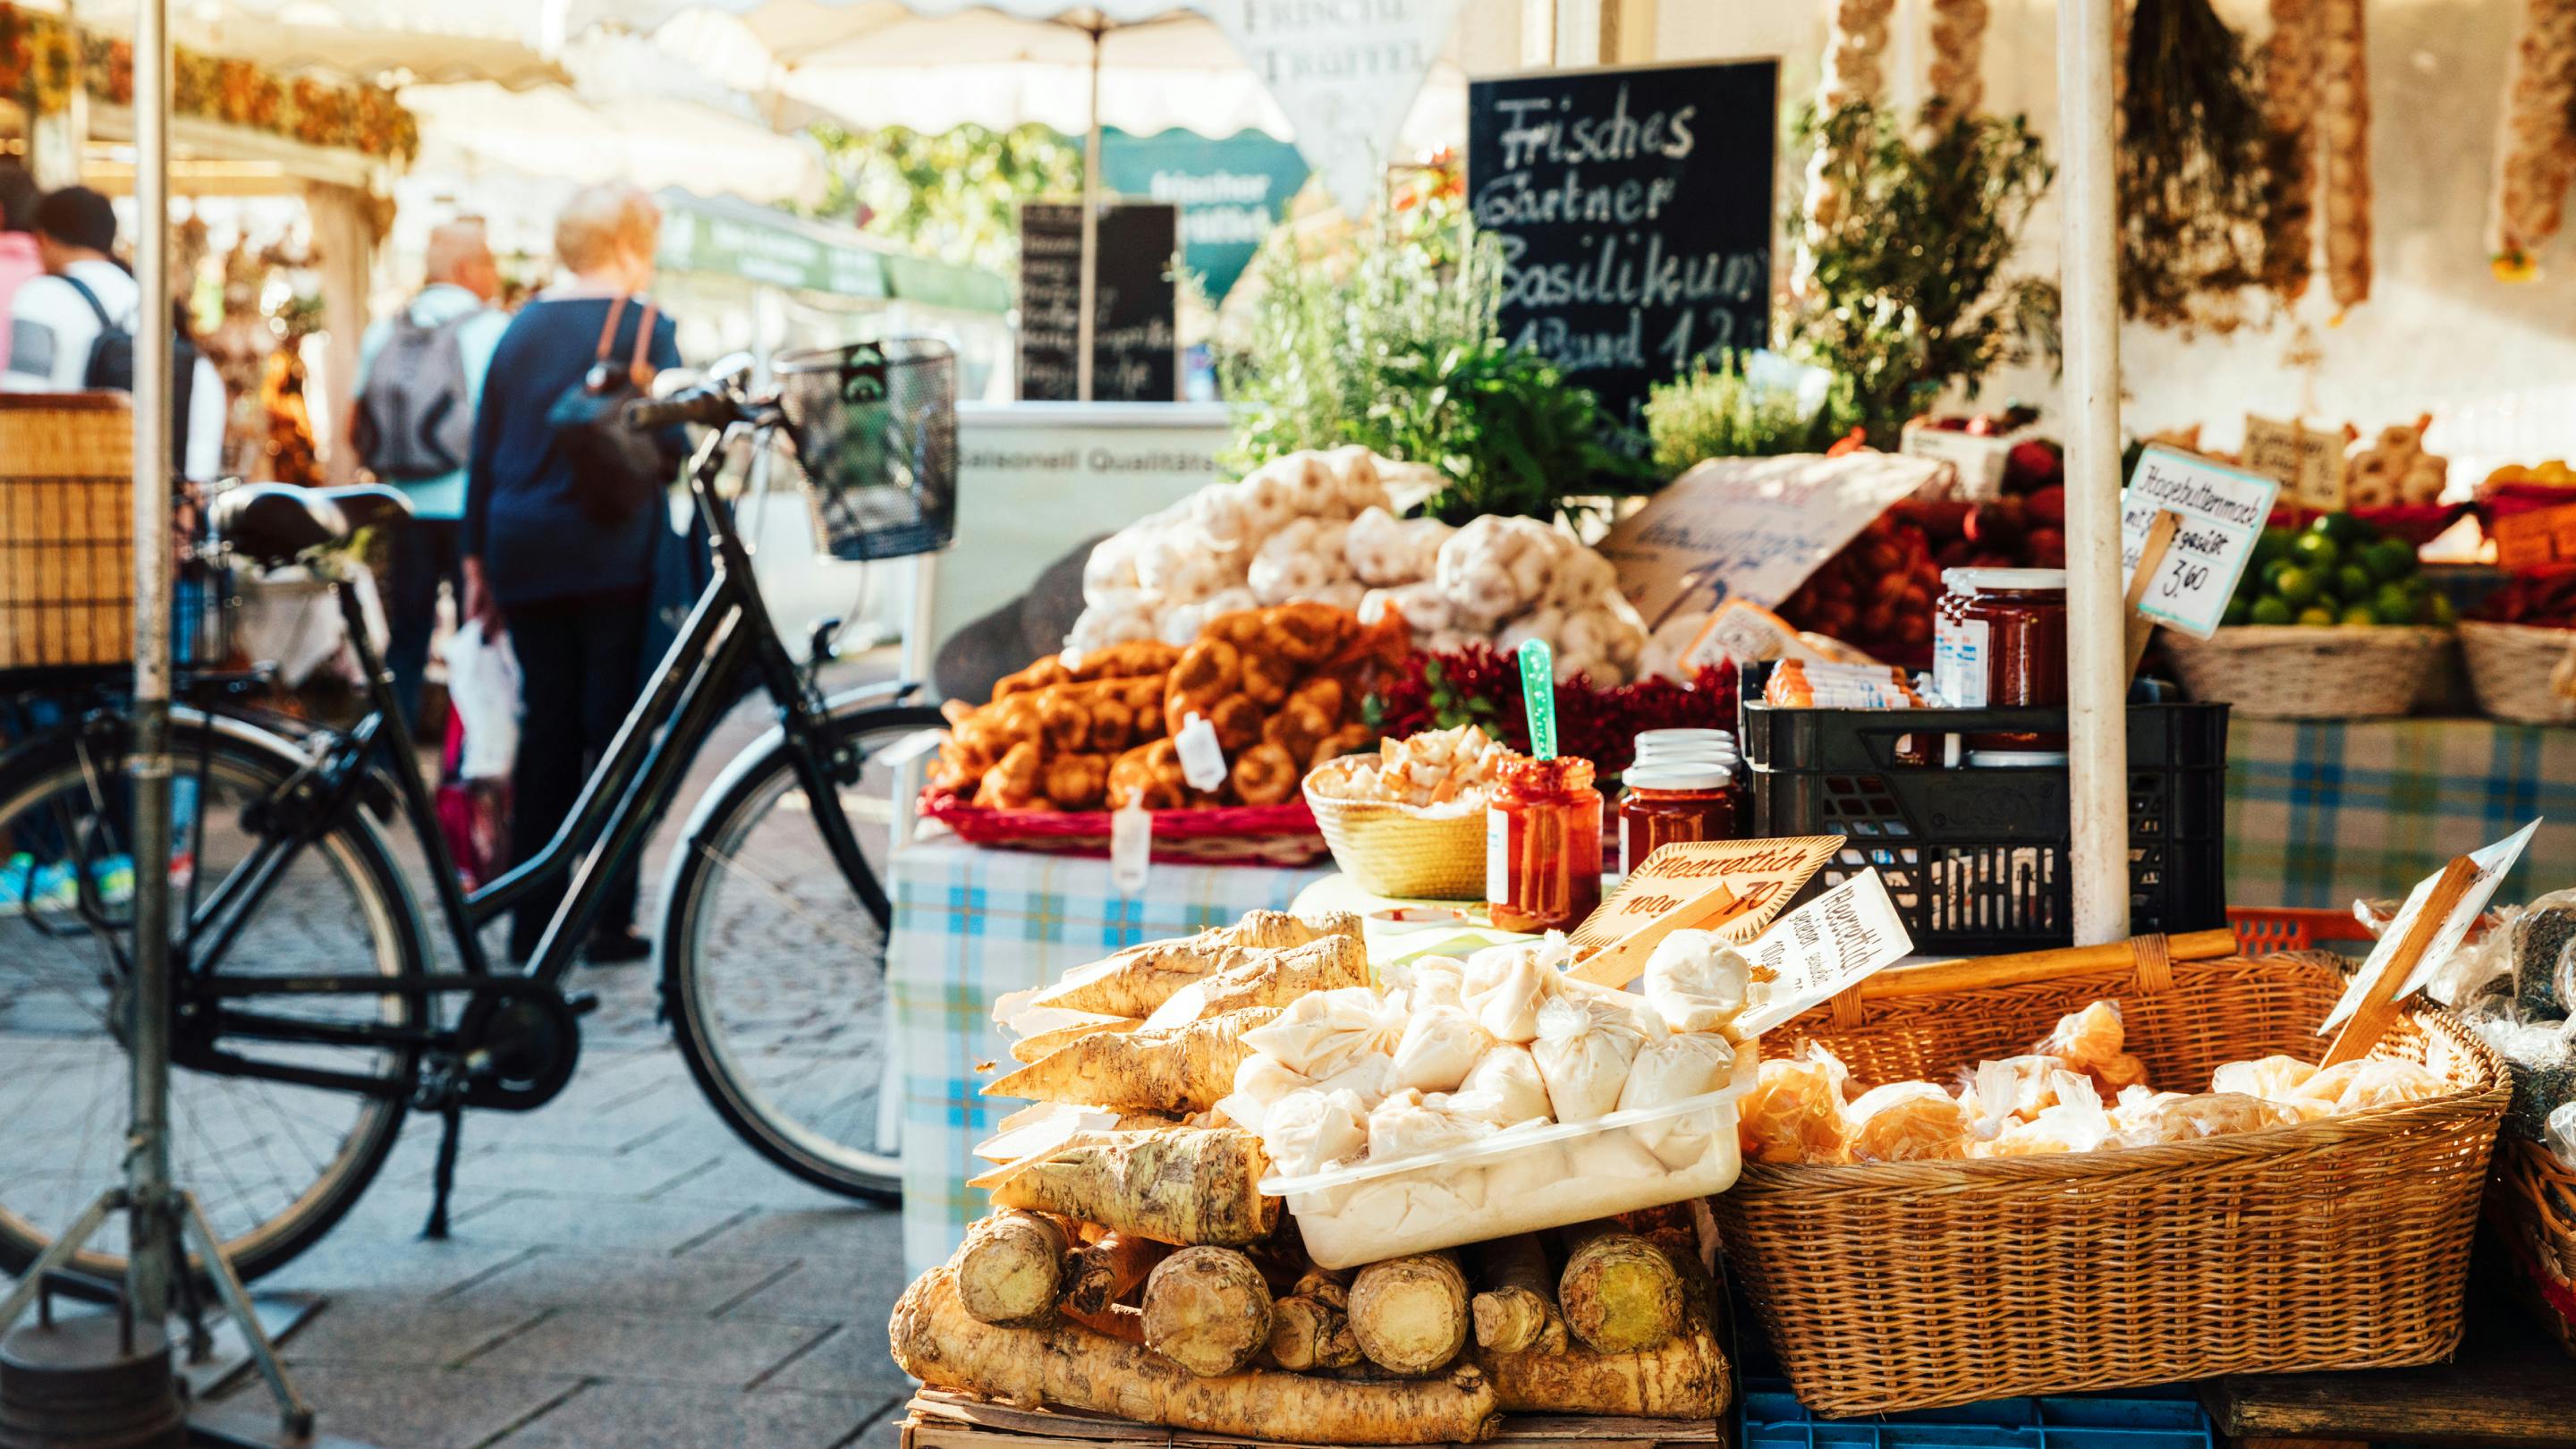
left=562, top=989, right=601, bottom=1017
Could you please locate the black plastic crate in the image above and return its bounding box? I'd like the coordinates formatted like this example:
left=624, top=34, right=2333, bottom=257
left=1743, top=699, right=2231, bottom=955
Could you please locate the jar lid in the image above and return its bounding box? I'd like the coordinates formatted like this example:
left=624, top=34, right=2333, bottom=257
left=1624, top=763, right=1735, bottom=790
left=1942, top=567, right=2070, bottom=592
left=1963, top=750, right=2072, bottom=767
left=1633, top=728, right=1730, bottom=745
left=1634, top=748, right=1739, bottom=767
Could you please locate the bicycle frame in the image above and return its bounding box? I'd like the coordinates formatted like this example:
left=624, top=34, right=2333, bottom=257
left=108, top=415, right=899, bottom=1099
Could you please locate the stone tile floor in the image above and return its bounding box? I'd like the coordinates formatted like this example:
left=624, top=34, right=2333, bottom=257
left=4, top=654, right=923, bottom=1448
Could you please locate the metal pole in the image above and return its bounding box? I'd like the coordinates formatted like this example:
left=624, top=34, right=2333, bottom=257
left=2058, top=0, right=2130, bottom=945
left=125, top=0, right=178, bottom=1326
left=1075, top=21, right=1104, bottom=402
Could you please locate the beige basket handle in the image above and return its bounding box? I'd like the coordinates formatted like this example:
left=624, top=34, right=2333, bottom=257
left=1848, top=928, right=2238, bottom=1005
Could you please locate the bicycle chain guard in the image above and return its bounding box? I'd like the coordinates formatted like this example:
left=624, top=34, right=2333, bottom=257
left=451, top=981, right=581, bottom=1112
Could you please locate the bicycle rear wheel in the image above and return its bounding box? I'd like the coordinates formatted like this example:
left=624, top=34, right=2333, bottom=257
left=0, top=713, right=426, bottom=1286
left=660, top=701, right=944, bottom=1201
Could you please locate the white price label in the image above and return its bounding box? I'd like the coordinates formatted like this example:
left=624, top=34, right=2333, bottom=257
left=1110, top=798, right=1153, bottom=896
left=2319, top=819, right=2539, bottom=1031
left=1486, top=807, right=1510, bottom=905
left=1734, top=870, right=1915, bottom=1037
left=2120, top=445, right=2283, bottom=640
left=1174, top=713, right=1230, bottom=792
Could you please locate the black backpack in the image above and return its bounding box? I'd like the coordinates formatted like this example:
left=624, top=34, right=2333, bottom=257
left=353, top=304, right=478, bottom=480
left=62, top=273, right=199, bottom=463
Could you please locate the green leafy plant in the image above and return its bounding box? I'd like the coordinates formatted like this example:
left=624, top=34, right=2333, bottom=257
left=804, top=122, right=1081, bottom=276
left=1218, top=220, right=1653, bottom=525
left=1643, top=360, right=1860, bottom=475
left=1790, top=105, right=2058, bottom=445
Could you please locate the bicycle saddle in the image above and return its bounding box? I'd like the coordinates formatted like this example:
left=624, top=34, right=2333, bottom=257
left=212, top=484, right=413, bottom=568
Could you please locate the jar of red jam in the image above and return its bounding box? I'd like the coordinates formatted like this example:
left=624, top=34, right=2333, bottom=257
left=1617, top=763, right=1743, bottom=875
left=1936, top=568, right=2068, bottom=750
left=1487, top=755, right=1604, bottom=933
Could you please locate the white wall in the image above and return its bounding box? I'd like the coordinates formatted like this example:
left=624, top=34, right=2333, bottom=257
left=1649, top=0, right=2576, bottom=478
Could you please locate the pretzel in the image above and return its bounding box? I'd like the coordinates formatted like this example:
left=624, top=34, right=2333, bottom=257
left=1229, top=742, right=1300, bottom=807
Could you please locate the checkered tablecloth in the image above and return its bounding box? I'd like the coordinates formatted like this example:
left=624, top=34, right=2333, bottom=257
left=2227, top=717, right=2576, bottom=908
left=887, top=838, right=1331, bottom=1277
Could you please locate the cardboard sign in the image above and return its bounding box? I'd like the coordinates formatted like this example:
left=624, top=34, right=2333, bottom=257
left=2120, top=445, right=2283, bottom=639
left=1566, top=835, right=1843, bottom=962
left=2319, top=819, right=2540, bottom=1034
left=1679, top=598, right=1828, bottom=674
left=1598, top=453, right=1946, bottom=629
left=2242, top=414, right=2346, bottom=513
left=1900, top=424, right=2012, bottom=500
left=1204, top=0, right=1465, bottom=216
left=1733, top=870, right=1915, bottom=1038
left=2493, top=502, right=2576, bottom=570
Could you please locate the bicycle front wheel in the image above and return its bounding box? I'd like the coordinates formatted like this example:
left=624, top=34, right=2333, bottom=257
left=0, top=712, right=427, bottom=1287
left=661, top=701, right=945, bottom=1201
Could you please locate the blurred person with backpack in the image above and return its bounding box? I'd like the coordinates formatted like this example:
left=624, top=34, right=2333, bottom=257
left=0, top=164, right=42, bottom=372
left=350, top=219, right=507, bottom=729
left=464, top=181, right=683, bottom=966
left=3, top=185, right=225, bottom=479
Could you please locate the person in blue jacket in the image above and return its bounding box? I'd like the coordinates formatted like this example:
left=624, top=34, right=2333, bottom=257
left=462, top=182, right=679, bottom=965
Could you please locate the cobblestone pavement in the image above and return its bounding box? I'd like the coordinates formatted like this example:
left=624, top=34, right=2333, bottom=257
left=3, top=654, right=921, bottom=1449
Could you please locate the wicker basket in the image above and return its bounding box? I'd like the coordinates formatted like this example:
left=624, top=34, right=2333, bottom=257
left=2460, top=621, right=2576, bottom=725
left=2490, top=1136, right=2576, bottom=1360
left=1302, top=757, right=1487, bottom=900
left=2158, top=624, right=2453, bottom=719
left=1714, top=946, right=2509, bottom=1416
left=917, top=790, right=1327, bottom=866
left=0, top=394, right=133, bottom=671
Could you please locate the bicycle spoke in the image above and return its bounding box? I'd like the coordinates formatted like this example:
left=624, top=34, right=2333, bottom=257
left=694, top=838, right=886, bottom=960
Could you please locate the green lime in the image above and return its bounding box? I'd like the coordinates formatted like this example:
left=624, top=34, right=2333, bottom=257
left=2341, top=603, right=2378, bottom=626
left=2362, top=537, right=2419, bottom=581
left=2335, top=564, right=2376, bottom=601
left=2427, top=592, right=2458, bottom=626
left=2318, top=513, right=2378, bottom=546
left=2297, top=606, right=2340, bottom=627
left=2290, top=531, right=2343, bottom=571
left=2373, top=582, right=2419, bottom=619
left=2262, top=557, right=2295, bottom=589
left=2274, top=566, right=2324, bottom=607
left=2223, top=596, right=2252, bottom=627
left=2253, top=526, right=2297, bottom=565
left=2249, top=597, right=2294, bottom=626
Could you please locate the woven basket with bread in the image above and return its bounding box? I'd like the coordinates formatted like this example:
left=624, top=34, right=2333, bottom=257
left=1302, top=724, right=1509, bottom=900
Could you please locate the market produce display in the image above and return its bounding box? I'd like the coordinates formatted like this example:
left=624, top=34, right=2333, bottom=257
left=2470, top=567, right=2576, bottom=627
left=1739, top=998, right=2448, bottom=1164
left=931, top=603, right=1393, bottom=814
left=1302, top=724, right=1509, bottom=814
left=890, top=908, right=1740, bottom=1444
left=2341, top=418, right=2449, bottom=508
left=2222, top=514, right=2452, bottom=628
left=1070, top=447, right=1649, bottom=684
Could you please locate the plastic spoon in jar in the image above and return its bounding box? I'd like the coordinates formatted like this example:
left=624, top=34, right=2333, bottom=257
left=1518, top=638, right=1557, bottom=761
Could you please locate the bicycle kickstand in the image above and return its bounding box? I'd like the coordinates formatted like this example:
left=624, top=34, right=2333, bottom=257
left=419, top=1065, right=470, bottom=1241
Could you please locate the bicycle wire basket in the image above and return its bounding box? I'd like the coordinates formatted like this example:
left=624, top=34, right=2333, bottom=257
left=775, top=338, right=958, bottom=563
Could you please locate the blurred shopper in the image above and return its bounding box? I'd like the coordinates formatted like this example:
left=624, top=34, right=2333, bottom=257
left=463, top=182, right=681, bottom=965
left=3, top=185, right=225, bottom=479
left=0, top=164, right=41, bottom=372
left=351, top=219, right=508, bottom=729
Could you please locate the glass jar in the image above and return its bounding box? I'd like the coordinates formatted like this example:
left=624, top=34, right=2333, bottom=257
left=1617, top=763, right=1743, bottom=874
left=1487, top=755, right=1604, bottom=933
left=1936, top=567, right=2068, bottom=750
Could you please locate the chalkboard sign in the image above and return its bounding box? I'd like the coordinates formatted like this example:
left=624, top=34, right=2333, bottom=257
left=1468, top=60, right=1779, bottom=435
left=1018, top=201, right=1181, bottom=403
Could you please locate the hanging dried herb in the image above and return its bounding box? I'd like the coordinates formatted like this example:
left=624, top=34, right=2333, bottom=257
left=2118, top=0, right=2277, bottom=330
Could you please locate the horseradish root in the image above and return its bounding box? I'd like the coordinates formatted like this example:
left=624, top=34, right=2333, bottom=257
left=1028, top=912, right=1350, bottom=1018
left=1470, top=1235, right=1567, bottom=1355
left=1559, top=1227, right=1683, bottom=1354
left=955, top=1210, right=1070, bottom=1326
left=1063, top=1232, right=1172, bottom=1317
left=1143, top=1247, right=1275, bottom=1377
left=1012, top=1017, right=1141, bottom=1064
left=1478, top=1265, right=1729, bottom=1417
left=984, top=1008, right=1280, bottom=1114
left=1350, top=1253, right=1470, bottom=1376
left=1192, top=936, right=1370, bottom=1020
left=1268, top=1294, right=1363, bottom=1371
left=985, top=1125, right=1280, bottom=1245
left=891, top=1266, right=1503, bottom=1445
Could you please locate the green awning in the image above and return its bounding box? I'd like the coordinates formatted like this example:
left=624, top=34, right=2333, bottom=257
left=656, top=190, right=1008, bottom=314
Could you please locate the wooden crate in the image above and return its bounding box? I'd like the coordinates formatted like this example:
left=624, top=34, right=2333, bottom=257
left=899, top=1391, right=1727, bottom=1449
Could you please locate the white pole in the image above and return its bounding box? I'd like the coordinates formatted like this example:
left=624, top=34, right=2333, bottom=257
left=127, top=0, right=179, bottom=1324
left=2058, top=0, right=2129, bottom=945
left=1075, top=21, right=1105, bottom=402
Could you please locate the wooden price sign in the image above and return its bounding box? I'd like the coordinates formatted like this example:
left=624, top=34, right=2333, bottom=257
left=2241, top=414, right=2346, bottom=513
left=1564, top=835, right=1840, bottom=987
left=2492, top=502, right=2576, bottom=570
left=2317, top=819, right=2539, bottom=1063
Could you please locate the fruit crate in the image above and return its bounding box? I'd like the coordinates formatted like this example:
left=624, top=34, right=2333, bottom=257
left=1739, top=1380, right=2215, bottom=1449
left=1741, top=699, right=2230, bottom=955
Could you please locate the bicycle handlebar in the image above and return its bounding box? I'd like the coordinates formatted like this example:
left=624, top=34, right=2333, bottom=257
left=624, top=386, right=745, bottom=430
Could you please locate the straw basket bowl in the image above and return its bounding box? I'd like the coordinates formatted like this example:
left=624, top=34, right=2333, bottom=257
left=1715, top=947, right=2508, bottom=1415
left=2158, top=624, right=2452, bottom=718
left=2460, top=621, right=2576, bottom=725
left=2490, top=1136, right=2576, bottom=1360
left=0, top=394, right=134, bottom=670
left=1302, top=757, right=1487, bottom=900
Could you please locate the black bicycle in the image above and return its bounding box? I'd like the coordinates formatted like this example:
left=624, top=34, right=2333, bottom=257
left=0, top=341, right=954, bottom=1288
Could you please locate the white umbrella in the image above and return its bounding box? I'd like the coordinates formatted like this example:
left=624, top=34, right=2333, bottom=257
left=8, top=0, right=564, bottom=88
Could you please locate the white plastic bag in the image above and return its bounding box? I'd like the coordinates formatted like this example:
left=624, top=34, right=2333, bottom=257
left=1441, top=1044, right=1553, bottom=1127
left=1531, top=991, right=1649, bottom=1123
left=1643, top=930, right=1759, bottom=1035
left=444, top=619, right=522, bottom=781
left=1390, top=1004, right=1496, bottom=1093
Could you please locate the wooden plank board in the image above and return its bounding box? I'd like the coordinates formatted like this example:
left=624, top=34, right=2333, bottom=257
left=902, top=1394, right=1723, bottom=1449
left=2199, top=1292, right=2576, bottom=1446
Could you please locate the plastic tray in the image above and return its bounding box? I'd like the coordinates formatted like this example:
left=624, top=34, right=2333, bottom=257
left=1259, top=1056, right=1752, bottom=1270
left=1739, top=1380, right=2216, bottom=1449
left=1741, top=699, right=2230, bottom=955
